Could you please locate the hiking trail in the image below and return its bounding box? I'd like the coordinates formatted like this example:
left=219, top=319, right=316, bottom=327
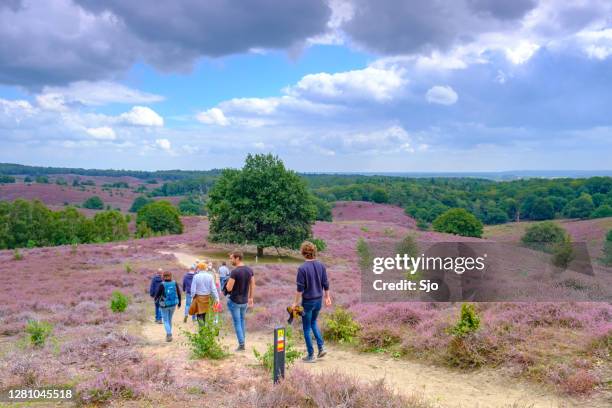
left=140, top=251, right=597, bottom=408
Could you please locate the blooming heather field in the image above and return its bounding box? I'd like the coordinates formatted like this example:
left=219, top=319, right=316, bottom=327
left=0, top=179, right=183, bottom=212
left=0, top=202, right=610, bottom=405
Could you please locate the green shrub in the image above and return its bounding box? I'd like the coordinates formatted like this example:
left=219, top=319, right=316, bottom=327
left=601, top=230, right=612, bottom=266
left=25, top=320, right=53, bottom=347
left=432, top=208, right=483, bottom=238
left=521, top=221, right=568, bottom=253
left=451, top=304, right=480, bottom=337
left=416, top=219, right=429, bottom=230
left=356, top=237, right=372, bottom=270
left=135, top=221, right=154, bottom=238
left=137, top=200, right=183, bottom=235
left=590, top=204, right=612, bottom=219
left=323, top=307, right=360, bottom=343
left=125, top=263, right=133, bottom=274
left=83, top=196, right=104, bottom=210
left=109, top=291, right=129, bottom=313
left=183, top=313, right=226, bottom=359
left=13, top=249, right=23, bottom=261
left=129, top=196, right=152, bottom=213
left=311, top=238, right=327, bottom=252
left=254, top=326, right=301, bottom=373
left=551, top=236, right=574, bottom=268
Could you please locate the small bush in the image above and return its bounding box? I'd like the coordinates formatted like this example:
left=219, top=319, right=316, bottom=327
left=356, top=237, right=372, bottom=270
left=25, top=320, right=53, bottom=347
left=323, top=307, right=360, bottom=344
left=183, top=313, right=226, bottom=359
left=602, top=229, right=612, bottom=266
left=13, top=249, right=23, bottom=261
left=125, top=263, right=133, bottom=274
left=82, top=195, right=104, bottom=210
left=451, top=304, right=480, bottom=337
left=311, top=238, right=327, bottom=252
left=551, top=236, right=574, bottom=268
left=109, top=291, right=129, bottom=313
left=521, top=221, right=568, bottom=252
left=358, top=326, right=401, bottom=352
left=254, top=326, right=301, bottom=374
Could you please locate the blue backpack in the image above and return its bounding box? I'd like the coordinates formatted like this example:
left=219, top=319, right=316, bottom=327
left=160, top=281, right=178, bottom=308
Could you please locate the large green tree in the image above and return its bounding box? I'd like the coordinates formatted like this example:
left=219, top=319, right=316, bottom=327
left=207, top=154, right=316, bottom=256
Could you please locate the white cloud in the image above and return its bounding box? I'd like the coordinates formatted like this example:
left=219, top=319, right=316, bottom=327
left=86, top=126, right=116, bottom=140
left=287, top=66, right=407, bottom=102
left=155, top=138, right=171, bottom=151
left=425, top=85, right=458, bottom=105
left=196, top=107, right=230, bottom=126
left=504, top=40, right=540, bottom=65
left=119, top=106, right=164, bottom=127
left=36, top=81, right=164, bottom=110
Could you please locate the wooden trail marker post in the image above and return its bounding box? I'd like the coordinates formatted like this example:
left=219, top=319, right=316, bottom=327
left=273, top=326, right=286, bottom=383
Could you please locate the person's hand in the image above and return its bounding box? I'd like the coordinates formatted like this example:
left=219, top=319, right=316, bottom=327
left=291, top=303, right=298, bottom=310
left=324, top=295, right=332, bottom=307
left=248, top=298, right=254, bottom=308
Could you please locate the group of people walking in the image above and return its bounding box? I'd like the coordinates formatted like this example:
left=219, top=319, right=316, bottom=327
left=149, top=241, right=331, bottom=362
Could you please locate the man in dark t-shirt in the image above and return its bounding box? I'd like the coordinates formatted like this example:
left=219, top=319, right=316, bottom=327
left=225, top=251, right=255, bottom=351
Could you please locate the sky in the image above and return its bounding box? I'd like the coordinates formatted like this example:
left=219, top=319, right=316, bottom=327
left=1, top=0, right=612, bottom=172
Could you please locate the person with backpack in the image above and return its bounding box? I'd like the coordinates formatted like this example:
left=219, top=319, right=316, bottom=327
left=218, top=261, right=230, bottom=293
left=149, top=269, right=163, bottom=324
left=292, top=241, right=331, bottom=363
left=154, top=270, right=182, bottom=342
left=225, top=251, right=255, bottom=351
left=182, top=265, right=196, bottom=323
left=189, top=262, right=219, bottom=325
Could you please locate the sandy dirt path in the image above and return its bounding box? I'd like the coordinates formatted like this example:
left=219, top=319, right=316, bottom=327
left=144, top=251, right=595, bottom=408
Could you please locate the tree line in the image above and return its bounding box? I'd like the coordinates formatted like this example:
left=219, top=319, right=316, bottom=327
left=0, top=199, right=184, bottom=250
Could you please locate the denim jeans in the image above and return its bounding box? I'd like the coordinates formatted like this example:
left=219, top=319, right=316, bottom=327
left=227, top=298, right=248, bottom=346
left=302, top=298, right=324, bottom=357
left=184, top=294, right=194, bottom=319
left=160, top=306, right=175, bottom=335
left=154, top=301, right=162, bottom=321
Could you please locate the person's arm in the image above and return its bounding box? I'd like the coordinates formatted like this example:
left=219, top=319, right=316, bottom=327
left=149, top=278, right=156, bottom=297
left=322, top=264, right=331, bottom=306
left=190, top=275, right=197, bottom=299
left=293, top=267, right=305, bottom=308
left=226, top=270, right=236, bottom=292
left=182, top=275, right=187, bottom=293
left=247, top=275, right=255, bottom=307
left=176, top=282, right=181, bottom=308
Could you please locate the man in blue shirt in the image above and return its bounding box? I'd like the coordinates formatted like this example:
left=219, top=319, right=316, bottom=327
left=190, top=262, right=219, bottom=324
left=292, top=241, right=332, bottom=362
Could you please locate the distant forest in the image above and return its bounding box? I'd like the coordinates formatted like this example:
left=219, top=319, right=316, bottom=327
left=1, top=163, right=612, bottom=226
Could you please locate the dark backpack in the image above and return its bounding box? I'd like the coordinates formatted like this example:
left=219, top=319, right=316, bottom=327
left=160, top=281, right=178, bottom=308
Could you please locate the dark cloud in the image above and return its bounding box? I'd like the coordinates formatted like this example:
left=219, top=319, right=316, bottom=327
left=342, top=0, right=535, bottom=55
left=0, top=0, right=330, bottom=88
left=466, top=0, right=536, bottom=20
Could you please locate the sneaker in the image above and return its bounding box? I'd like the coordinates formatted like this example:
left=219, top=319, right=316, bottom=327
left=302, top=355, right=316, bottom=363
left=317, top=348, right=327, bottom=358
left=235, top=344, right=245, bottom=352
left=166, top=334, right=172, bottom=342
left=183, top=316, right=188, bottom=323
left=155, top=319, right=162, bottom=324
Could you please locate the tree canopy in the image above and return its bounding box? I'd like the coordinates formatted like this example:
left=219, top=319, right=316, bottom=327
left=207, top=154, right=316, bottom=256
left=432, top=208, right=483, bottom=238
